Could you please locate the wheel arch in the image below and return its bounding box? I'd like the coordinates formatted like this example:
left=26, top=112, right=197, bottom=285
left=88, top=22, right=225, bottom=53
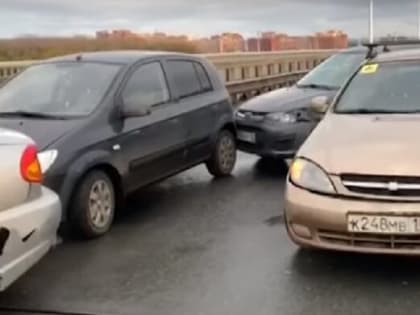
left=220, top=121, right=236, bottom=137
left=58, top=150, right=126, bottom=219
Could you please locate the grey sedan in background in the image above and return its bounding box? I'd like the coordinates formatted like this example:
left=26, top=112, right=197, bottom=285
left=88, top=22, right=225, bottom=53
left=235, top=47, right=367, bottom=161
left=0, top=128, right=60, bottom=291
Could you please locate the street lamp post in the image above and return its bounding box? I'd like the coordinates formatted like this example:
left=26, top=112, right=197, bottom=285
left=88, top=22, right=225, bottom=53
left=369, top=0, right=374, bottom=43
left=417, top=0, right=420, bottom=39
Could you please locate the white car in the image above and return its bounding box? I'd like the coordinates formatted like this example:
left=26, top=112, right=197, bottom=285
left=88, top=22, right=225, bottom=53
left=0, top=128, right=60, bottom=290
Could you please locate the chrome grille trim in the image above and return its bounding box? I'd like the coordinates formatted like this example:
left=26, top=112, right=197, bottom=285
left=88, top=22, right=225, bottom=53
left=342, top=181, right=420, bottom=190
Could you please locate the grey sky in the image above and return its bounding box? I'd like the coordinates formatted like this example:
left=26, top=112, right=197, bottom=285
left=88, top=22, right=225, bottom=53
left=1, top=0, right=419, bottom=38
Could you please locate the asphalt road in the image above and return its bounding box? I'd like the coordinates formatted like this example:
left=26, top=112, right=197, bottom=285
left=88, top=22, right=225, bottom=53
left=0, top=153, right=420, bottom=315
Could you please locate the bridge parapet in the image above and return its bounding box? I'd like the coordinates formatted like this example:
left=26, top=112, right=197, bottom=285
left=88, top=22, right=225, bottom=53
left=0, top=50, right=337, bottom=103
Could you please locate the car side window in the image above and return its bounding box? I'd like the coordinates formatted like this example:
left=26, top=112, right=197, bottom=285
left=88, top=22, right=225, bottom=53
left=122, top=62, right=169, bottom=108
left=167, top=60, right=203, bottom=99
left=193, top=62, right=212, bottom=92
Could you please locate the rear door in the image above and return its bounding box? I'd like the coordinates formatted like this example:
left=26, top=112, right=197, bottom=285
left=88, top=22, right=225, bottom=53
left=163, top=59, right=217, bottom=165
left=117, top=60, right=188, bottom=192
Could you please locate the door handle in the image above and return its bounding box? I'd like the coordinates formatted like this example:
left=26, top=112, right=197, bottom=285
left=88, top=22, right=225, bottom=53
left=169, top=118, right=180, bottom=124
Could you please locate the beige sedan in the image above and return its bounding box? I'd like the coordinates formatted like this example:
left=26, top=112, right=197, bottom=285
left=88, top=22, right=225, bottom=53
left=285, top=48, right=420, bottom=255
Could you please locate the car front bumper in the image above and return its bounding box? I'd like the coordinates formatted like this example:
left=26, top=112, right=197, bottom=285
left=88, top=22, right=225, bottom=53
left=236, top=122, right=297, bottom=158
left=285, top=182, right=420, bottom=256
left=0, top=187, right=61, bottom=291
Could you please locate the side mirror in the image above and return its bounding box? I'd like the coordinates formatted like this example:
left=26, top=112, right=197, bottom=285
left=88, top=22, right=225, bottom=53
left=310, top=96, right=330, bottom=114
left=121, top=98, right=152, bottom=118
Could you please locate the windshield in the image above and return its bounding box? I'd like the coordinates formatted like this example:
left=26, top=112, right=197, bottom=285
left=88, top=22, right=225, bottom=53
left=297, top=52, right=365, bottom=89
left=0, top=62, right=121, bottom=117
left=335, top=61, right=420, bottom=114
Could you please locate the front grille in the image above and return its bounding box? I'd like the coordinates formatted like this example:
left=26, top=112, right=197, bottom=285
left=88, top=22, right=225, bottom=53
left=342, top=174, right=420, bottom=184
left=341, top=174, right=420, bottom=197
left=318, top=229, right=420, bottom=250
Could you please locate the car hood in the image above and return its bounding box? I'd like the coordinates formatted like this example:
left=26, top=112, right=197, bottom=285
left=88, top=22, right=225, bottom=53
left=238, top=86, right=337, bottom=113
left=0, top=118, right=83, bottom=150
left=299, top=114, right=420, bottom=176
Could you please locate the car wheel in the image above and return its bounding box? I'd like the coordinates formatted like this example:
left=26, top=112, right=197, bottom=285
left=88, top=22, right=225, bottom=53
left=206, top=129, right=237, bottom=177
left=70, top=170, right=116, bottom=239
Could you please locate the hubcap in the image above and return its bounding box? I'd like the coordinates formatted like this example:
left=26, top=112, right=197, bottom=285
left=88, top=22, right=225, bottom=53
left=219, top=135, right=235, bottom=172
left=89, top=180, right=113, bottom=229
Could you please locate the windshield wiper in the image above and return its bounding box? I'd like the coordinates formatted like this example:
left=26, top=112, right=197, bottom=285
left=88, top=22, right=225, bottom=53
left=335, top=108, right=420, bottom=114
left=0, top=110, right=68, bottom=120
left=296, top=83, right=338, bottom=91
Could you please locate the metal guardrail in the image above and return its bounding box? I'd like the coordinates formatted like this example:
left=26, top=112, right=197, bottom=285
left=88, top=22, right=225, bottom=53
left=226, top=71, right=308, bottom=104
left=0, top=50, right=337, bottom=103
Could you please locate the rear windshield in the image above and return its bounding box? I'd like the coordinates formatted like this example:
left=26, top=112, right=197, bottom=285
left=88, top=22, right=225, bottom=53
left=297, top=52, right=366, bottom=89
left=335, top=61, right=420, bottom=114
left=0, top=62, right=121, bottom=117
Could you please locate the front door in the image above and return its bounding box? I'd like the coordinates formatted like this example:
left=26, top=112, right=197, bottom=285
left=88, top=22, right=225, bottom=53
left=117, top=60, right=187, bottom=192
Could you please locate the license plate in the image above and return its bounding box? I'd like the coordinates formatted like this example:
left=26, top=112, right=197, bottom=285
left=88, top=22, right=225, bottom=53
left=347, top=214, right=420, bottom=234
left=237, top=131, right=256, bottom=143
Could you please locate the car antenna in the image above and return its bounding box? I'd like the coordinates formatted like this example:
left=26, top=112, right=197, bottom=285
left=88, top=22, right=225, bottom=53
left=363, top=43, right=379, bottom=59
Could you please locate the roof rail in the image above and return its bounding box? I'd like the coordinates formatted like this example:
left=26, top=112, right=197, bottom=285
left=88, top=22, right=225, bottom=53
left=363, top=40, right=420, bottom=59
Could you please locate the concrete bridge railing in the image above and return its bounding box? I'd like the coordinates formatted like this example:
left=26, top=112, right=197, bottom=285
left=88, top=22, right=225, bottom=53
left=0, top=50, right=337, bottom=104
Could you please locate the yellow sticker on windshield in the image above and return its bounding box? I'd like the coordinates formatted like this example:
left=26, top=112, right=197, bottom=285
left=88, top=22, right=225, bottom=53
left=361, top=64, right=379, bottom=74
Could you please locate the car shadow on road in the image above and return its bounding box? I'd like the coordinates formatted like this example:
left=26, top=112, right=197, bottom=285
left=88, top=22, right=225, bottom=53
left=253, top=157, right=289, bottom=179
left=114, top=173, right=237, bottom=227
left=291, top=248, right=420, bottom=283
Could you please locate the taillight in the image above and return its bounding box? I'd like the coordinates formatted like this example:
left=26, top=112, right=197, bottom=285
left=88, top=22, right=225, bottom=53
left=20, top=145, right=43, bottom=183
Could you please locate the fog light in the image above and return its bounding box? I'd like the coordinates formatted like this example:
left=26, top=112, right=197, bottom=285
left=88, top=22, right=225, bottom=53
left=291, top=223, right=312, bottom=239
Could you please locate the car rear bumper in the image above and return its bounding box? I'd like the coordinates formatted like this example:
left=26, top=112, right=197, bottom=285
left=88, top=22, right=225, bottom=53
left=285, top=182, right=420, bottom=256
left=0, top=187, right=61, bottom=291
left=236, top=123, right=297, bottom=158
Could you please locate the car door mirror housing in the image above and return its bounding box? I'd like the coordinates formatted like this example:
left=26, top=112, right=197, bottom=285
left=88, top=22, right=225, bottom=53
left=121, top=99, right=152, bottom=118
left=310, top=96, right=330, bottom=114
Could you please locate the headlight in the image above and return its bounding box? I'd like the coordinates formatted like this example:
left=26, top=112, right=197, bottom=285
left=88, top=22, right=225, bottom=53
left=266, top=112, right=297, bottom=124
left=37, top=150, right=58, bottom=173
left=289, top=158, right=335, bottom=194
left=235, top=110, right=245, bottom=119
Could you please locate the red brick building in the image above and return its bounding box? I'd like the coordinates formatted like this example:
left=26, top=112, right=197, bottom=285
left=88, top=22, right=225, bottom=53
left=245, top=30, right=348, bottom=52
left=315, top=30, right=348, bottom=49
left=220, top=33, right=245, bottom=52
left=246, top=38, right=260, bottom=52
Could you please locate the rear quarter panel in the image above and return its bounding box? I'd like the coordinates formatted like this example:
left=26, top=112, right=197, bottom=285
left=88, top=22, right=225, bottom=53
left=0, top=145, right=30, bottom=211
left=201, top=58, right=236, bottom=137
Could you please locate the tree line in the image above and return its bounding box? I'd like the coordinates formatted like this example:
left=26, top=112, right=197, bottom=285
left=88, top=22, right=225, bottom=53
left=0, top=37, right=199, bottom=61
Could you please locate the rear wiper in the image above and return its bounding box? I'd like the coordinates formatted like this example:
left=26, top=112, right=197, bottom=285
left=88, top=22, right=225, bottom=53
left=296, top=83, right=338, bottom=91
left=0, top=110, right=68, bottom=120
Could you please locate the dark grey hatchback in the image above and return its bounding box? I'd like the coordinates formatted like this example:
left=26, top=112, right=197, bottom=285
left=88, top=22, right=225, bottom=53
left=0, top=51, right=237, bottom=238
left=235, top=48, right=366, bottom=160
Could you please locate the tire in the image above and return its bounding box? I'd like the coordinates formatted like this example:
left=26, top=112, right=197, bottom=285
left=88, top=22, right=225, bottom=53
left=206, top=129, right=237, bottom=177
left=69, top=170, right=116, bottom=239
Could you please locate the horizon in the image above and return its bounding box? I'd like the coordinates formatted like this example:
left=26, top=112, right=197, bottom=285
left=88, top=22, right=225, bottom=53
left=2, top=0, right=420, bottom=39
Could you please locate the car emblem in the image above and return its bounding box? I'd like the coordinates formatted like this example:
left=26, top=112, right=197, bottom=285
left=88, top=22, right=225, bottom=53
left=388, top=181, right=399, bottom=191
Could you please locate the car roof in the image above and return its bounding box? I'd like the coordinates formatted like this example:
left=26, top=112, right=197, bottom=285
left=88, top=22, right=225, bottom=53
left=372, top=47, right=420, bottom=63
left=45, top=50, right=196, bottom=65
left=342, top=46, right=368, bottom=54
